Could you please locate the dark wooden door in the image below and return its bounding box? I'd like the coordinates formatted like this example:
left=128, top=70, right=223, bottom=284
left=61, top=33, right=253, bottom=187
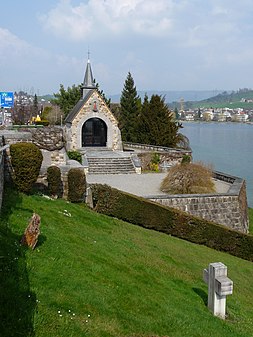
left=82, top=118, right=107, bottom=147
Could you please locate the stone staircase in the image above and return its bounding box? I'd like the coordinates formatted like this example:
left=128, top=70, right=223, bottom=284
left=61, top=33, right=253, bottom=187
left=87, top=155, right=136, bottom=174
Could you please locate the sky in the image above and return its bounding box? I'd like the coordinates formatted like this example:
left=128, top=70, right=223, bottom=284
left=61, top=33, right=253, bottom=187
left=1, top=0, right=253, bottom=96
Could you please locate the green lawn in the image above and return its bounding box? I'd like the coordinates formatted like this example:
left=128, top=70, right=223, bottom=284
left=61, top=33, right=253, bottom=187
left=249, top=208, right=253, bottom=234
left=1, top=189, right=253, bottom=337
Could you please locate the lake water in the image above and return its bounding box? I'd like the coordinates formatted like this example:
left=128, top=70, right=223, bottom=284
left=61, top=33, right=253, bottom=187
left=181, top=122, right=253, bottom=207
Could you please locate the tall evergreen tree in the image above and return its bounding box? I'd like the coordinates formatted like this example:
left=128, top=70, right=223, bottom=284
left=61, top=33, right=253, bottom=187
left=137, top=93, right=150, bottom=144
left=33, top=94, right=39, bottom=117
left=119, top=72, right=140, bottom=142
left=139, top=94, right=181, bottom=147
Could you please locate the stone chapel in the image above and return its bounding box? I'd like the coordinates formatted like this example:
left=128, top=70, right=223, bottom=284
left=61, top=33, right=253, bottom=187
left=65, top=58, right=123, bottom=151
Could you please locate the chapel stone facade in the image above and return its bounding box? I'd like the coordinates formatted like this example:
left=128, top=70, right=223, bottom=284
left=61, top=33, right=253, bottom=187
left=64, top=58, right=122, bottom=151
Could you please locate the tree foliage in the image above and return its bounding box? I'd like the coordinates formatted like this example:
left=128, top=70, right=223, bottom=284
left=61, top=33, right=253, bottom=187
left=52, top=84, right=81, bottom=118
left=119, top=72, right=141, bottom=142
left=138, top=94, right=182, bottom=148
left=53, top=82, right=111, bottom=119
left=95, top=80, right=111, bottom=107
left=32, top=94, right=39, bottom=117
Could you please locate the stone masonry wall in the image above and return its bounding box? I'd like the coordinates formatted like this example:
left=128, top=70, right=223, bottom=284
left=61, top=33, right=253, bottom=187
left=149, top=172, right=249, bottom=233
left=0, top=127, right=67, bottom=168
left=123, top=143, right=191, bottom=171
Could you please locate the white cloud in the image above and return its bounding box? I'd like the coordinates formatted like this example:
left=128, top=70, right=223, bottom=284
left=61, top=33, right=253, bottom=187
left=0, top=27, right=83, bottom=94
left=40, top=0, right=176, bottom=40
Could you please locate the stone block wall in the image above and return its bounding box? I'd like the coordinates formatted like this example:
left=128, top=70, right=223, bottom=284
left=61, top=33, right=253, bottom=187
left=0, top=127, right=67, bottom=168
left=149, top=172, right=249, bottom=233
left=123, top=142, right=191, bottom=171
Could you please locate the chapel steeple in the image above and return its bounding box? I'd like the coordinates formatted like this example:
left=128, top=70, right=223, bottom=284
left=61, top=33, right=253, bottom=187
left=81, top=54, right=96, bottom=98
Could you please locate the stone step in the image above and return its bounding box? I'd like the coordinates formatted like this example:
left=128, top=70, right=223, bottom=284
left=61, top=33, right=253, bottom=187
left=87, top=156, right=135, bottom=174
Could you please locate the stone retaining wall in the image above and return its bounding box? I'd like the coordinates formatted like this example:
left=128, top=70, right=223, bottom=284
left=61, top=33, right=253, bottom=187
left=123, top=142, right=192, bottom=171
left=149, top=171, right=249, bottom=233
left=0, top=127, right=67, bottom=167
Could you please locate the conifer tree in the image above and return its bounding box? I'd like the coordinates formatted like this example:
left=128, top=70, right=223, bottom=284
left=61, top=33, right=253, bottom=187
left=139, top=94, right=181, bottom=148
left=119, top=72, right=140, bottom=142
left=33, top=94, right=39, bottom=117
left=137, top=93, right=150, bottom=144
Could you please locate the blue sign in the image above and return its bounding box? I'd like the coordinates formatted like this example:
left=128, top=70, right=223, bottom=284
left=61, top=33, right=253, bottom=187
left=0, top=92, right=14, bottom=108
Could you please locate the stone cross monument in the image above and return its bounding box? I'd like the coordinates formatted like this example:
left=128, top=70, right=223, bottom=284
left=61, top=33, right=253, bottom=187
left=203, top=262, right=233, bottom=319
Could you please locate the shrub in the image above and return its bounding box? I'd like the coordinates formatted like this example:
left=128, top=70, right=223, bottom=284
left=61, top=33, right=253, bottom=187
left=91, top=184, right=253, bottom=262
left=67, top=168, right=86, bottom=202
left=149, top=153, right=160, bottom=172
left=67, top=150, right=82, bottom=164
left=160, top=162, right=215, bottom=194
left=10, top=142, right=43, bottom=193
left=181, top=154, right=191, bottom=164
left=47, top=166, right=62, bottom=198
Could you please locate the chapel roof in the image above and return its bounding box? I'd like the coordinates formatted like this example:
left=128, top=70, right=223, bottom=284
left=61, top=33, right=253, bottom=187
left=65, top=89, right=96, bottom=124
left=65, top=57, right=97, bottom=123
left=83, top=59, right=95, bottom=87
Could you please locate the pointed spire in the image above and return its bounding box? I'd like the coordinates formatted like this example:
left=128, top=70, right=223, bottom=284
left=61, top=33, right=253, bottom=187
left=83, top=53, right=95, bottom=87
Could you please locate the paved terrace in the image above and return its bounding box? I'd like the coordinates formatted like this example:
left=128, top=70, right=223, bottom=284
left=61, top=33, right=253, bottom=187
left=86, top=173, right=231, bottom=198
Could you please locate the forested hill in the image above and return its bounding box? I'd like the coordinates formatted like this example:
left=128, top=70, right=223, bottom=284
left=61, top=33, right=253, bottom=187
left=199, top=88, right=253, bottom=104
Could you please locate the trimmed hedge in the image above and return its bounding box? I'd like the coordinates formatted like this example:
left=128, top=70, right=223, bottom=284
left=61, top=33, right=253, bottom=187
left=10, top=142, right=43, bottom=193
left=47, top=166, right=62, bottom=197
left=67, top=168, right=86, bottom=202
left=92, top=184, right=253, bottom=262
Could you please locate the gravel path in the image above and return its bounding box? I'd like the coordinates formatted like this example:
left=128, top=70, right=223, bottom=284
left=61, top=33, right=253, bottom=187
left=86, top=173, right=231, bottom=197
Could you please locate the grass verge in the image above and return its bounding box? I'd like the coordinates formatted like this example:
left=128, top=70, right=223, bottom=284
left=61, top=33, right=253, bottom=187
left=1, top=188, right=253, bottom=337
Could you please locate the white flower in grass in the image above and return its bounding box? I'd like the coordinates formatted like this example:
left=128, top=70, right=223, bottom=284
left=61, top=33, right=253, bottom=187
left=58, top=310, right=61, bottom=314
left=87, top=314, right=91, bottom=317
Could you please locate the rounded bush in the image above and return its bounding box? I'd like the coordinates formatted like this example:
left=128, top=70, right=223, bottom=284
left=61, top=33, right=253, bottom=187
left=10, top=142, right=43, bottom=193
left=161, top=162, right=215, bottom=194
left=67, top=168, right=86, bottom=202
left=47, top=166, right=62, bottom=197
left=67, top=150, right=82, bottom=164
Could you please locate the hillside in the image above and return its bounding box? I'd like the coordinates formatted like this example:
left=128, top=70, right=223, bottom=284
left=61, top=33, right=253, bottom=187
left=187, top=88, right=253, bottom=110
left=202, top=88, right=253, bottom=104
left=1, top=189, right=253, bottom=337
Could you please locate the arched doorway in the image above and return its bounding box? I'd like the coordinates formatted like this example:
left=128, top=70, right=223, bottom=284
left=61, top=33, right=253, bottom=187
left=82, top=118, right=107, bottom=147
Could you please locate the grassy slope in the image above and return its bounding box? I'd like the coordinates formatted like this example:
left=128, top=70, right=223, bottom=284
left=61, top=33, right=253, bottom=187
left=1, top=190, right=253, bottom=337
left=249, top=208, right=253, bottom=233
